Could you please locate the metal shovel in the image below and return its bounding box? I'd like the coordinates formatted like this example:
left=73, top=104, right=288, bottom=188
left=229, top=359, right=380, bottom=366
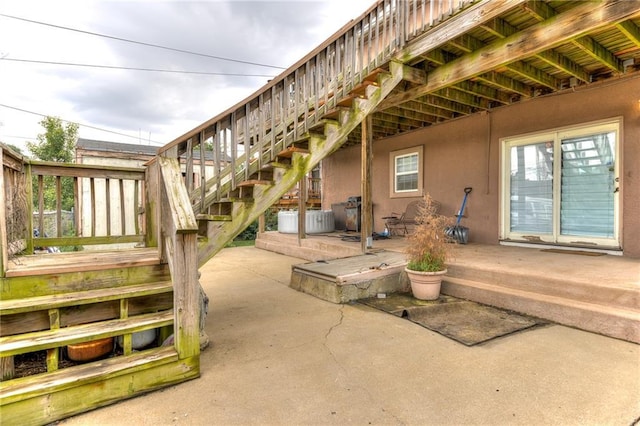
left=446, top=187, right=472, bottom=244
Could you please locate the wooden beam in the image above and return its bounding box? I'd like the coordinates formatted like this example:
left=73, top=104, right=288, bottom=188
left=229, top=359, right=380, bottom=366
left=535, top=49, right=590, bottom=83
left=395, top=0, right=528, bottom=63
left=483, top=15, right=588, bottom=82
left=454, top=80, right=511, bottom=104
left=401, top=65, right=427, bottom=85
left=522, top=0, right=555, bottom=21
left=433, top=87, right=490, bottom=109
left=475, top=71, right=531, bottom=98
left=360, top=116, right=372, bottom=253
left=381, top=0, right=640, bottom=109
left=392, top=100, right=455, bottom=119
left=374, top=111, right=428, bottom=129
left=420, top=95, right=474, bottom=115
left=616, top=20, right=640, bottom=48
left=573, top=36, right=624, bottom=74
left=449, top=20, right=558, bottom=90
left=506, top=61, right=558, bottom=89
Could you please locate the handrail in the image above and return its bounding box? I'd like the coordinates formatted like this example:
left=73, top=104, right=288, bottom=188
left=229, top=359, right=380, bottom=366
left=156, top=0, right=476, bottom=214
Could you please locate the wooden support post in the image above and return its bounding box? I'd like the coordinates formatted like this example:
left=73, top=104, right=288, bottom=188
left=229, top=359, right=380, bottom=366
left=0, top=148, right=7, bottom=275
left=297, top=177, right=307, bottom=245
left=361, top=116, right=373, bottom=253
left=46, top=308, right=60, bottom=372
left=120, top=299, right=132, bottom=356
left=158, top=157, right=199, bottom=360
left=1, top=356, right=14, bottom=381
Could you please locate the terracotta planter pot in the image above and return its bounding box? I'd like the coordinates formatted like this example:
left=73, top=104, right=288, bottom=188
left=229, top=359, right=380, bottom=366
left=405, top=268, right=447, bottom=300
left=67, top=337, right=114, bottom=362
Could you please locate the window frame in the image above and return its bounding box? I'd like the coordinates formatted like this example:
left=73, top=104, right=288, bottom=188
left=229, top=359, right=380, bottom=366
left=500, top=118, right=621, bottom=248
left=389, top=146, right=423, bottom=198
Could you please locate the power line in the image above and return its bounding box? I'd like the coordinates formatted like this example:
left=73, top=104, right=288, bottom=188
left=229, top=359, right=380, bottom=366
left=0, top=13, right=287, bottom=70
left=1, top=57, right=277, bottom=77
left=0, top=103, right=164, bottom=145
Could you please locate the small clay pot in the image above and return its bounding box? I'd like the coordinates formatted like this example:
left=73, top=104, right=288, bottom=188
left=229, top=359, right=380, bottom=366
left=67, top=337, right=114, bottom=362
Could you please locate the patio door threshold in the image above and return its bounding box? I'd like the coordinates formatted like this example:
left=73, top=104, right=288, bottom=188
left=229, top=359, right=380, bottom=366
left=499, top=240, right=623, bottom=256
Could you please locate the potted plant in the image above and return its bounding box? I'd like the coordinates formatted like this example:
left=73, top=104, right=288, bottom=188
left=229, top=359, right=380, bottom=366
left=404, top=194, right=455, bottom=300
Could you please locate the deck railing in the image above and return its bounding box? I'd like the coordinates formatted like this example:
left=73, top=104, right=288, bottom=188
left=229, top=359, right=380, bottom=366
left=1, top=144, right=147, bottom=276
left=157, top=0, right=476, bottom=214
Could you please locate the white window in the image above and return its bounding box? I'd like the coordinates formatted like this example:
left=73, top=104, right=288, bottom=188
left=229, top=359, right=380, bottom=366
left=501, top=119, right=620, bottom=248
left=390, top=146, right=423, bottom=198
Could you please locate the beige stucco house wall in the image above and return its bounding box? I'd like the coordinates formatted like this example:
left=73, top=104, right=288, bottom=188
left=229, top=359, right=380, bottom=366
left=321, top=76, right=640, bottom=258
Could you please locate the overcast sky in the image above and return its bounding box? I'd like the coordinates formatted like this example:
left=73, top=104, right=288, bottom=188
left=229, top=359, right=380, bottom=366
left=0, top=0, right=374, bottom=154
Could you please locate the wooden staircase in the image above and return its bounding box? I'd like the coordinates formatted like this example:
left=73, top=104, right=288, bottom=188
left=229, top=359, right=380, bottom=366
left=183, top=62, right=406, bottom=267
left=0, top=250, right=190, bottom=425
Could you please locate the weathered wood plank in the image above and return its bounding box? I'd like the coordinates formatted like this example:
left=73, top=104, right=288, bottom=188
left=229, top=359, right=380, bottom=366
left=0, top=281, right=173, bottom=315
left=0, top=310, right=173, bottom=357
left=0, top=346, right=178, bottom=403
left=0, top=148, right=7, bottom=277
left=30, top=161, right=145, bottom=180
left=30, top=234, right=144, bottom=248
left=1, top=293, right=173, bottom=336
left=5, top=247, right=160, bottom=278
left=0, top=348, right=198, bottom=426
left=158, top=157, right=198, bottom=234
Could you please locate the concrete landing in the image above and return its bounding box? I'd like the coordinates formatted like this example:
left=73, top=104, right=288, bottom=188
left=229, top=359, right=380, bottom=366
left=290, top=250, right=408, bottom=303
left=256, top=231, right=364, bottom=261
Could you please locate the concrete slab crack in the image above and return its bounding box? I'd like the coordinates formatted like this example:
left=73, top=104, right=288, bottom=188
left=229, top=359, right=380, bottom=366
left=324, top=305, right=345, bottom=341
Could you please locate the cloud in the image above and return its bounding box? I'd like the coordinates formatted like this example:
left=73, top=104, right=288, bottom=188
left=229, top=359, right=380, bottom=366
left=0, top=0, right=374, bottom=150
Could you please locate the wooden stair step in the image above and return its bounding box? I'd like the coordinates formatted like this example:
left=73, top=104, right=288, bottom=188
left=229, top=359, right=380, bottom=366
left=0, top=346, right=178, bottom=404
left=349, top=80, right=379, bottom=97
left=362, top=67, right=390, bottom=83
left=276, top=146, right=309, bottom=158
left=237, top=179, right=272, bottom=187
left=262, top=161, right=291, bottom=170
left=0, top=281, right=173, bottom=315
left=321, top=107, right=350, bottom=121
left=0, top=310, right=174, bottom=357
left=196, top=213, right=232, bottom=222
left=6, top=248, right=161, bottom=278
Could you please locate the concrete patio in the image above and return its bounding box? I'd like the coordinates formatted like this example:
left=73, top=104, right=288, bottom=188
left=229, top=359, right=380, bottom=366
left=257, top=231, right=640, bottom=343
left=61, top=245, right=640, bottom=425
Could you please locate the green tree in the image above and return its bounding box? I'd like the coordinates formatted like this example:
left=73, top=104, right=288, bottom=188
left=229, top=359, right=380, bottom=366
left=27, top=117, right=78, bottom=212
left=27, top=117, right=78, bottom=162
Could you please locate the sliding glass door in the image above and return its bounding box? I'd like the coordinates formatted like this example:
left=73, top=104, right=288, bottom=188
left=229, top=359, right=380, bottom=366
left=502, top=120, right=620, bottom=248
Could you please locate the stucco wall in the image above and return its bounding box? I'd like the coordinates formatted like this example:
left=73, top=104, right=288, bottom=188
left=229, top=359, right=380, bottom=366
left=322, top=75, right=640, bottom=257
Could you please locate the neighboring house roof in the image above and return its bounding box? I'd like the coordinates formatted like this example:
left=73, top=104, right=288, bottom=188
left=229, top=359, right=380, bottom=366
left=76, top=137, right=226, bottom=162
left=76, top=138, right=158, bottom=156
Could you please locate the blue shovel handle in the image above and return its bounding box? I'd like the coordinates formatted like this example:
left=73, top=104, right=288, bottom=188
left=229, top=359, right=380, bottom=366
left=455, top=187, right=473, bottom=226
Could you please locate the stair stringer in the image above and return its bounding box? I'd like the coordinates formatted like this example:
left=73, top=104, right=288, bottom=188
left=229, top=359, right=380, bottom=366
left=196, top=61, right=406, bottom=267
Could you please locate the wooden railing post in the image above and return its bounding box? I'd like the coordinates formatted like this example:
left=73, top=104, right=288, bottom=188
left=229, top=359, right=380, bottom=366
left=158, top=157, right=200, bottom=360
left=0, top=147, right=7, bottom=277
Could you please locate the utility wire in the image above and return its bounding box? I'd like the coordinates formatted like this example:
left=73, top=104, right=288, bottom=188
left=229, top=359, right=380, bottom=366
left=0, top=103, right=164, bottom=145
left=1, top=57, right=277, bottom=77
left=0, top=13, right=287, bottom=70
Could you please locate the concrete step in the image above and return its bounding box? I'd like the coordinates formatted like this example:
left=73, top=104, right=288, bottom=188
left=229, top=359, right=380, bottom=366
left=256, top=232, right=362, bottom=261
left=442, top=276, right=640, bottom=344
left=445, top=262, right=639, bottom=311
